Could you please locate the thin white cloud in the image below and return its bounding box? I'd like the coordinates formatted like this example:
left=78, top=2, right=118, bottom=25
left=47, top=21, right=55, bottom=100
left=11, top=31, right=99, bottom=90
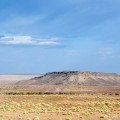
left=0, top=35, right=59, bottom=45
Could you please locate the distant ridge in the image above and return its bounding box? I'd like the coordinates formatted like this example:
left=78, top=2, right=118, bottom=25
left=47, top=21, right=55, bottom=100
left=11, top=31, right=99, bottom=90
left=16, top=71, right=120, bottom=86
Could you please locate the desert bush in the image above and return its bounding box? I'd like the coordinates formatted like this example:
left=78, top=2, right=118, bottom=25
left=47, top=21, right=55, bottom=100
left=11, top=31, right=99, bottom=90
left=115, top=93, right=119, bottom=95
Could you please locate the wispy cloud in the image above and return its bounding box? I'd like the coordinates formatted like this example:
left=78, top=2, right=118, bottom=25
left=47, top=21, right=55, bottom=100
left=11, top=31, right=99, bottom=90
left=0, top=35, right=59, bottom=45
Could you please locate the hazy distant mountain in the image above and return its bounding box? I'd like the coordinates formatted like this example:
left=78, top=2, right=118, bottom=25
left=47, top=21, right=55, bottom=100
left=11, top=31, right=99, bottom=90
left=16, top=71, right=120, bottom=86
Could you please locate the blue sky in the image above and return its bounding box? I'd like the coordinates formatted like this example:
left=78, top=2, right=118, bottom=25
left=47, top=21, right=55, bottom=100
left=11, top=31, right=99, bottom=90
left=0, top=0, right=120, bottom=74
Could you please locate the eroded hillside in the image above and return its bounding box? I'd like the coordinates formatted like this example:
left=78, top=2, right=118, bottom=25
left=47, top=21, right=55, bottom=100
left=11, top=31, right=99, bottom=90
left=16, top=71, right=120, bottom=86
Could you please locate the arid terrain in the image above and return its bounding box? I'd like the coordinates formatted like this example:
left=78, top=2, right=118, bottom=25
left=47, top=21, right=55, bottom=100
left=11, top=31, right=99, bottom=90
left=17, top=71, right=120, bottom=86
left=0, top=93, right=120, bottom=120
left=0, top=75, right=40, bottom=85
left=0, top=71, right=120, bottom=120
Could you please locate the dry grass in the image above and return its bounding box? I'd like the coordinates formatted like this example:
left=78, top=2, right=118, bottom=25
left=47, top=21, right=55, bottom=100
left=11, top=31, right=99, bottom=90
left=0, top=93, right=120, bottom=120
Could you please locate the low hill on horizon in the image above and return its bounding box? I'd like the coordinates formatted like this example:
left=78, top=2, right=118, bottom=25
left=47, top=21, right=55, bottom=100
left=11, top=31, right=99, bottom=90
left=16, top=71, right=120, bottom=86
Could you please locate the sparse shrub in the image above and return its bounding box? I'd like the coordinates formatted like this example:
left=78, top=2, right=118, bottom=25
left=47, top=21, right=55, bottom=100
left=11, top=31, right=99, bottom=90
left=33, top=116, right=40, bottom=120
left=105, top=102, right=109, bottom=106
left=65, top=118, right=71, bottom=120
left=100, top=115, right=105, bottom=118
left=115, top=93, right=119, bottom=95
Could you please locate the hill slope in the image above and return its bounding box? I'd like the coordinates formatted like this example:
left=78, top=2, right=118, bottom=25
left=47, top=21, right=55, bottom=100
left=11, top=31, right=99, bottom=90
left=16, top=71, right=120, bottom=86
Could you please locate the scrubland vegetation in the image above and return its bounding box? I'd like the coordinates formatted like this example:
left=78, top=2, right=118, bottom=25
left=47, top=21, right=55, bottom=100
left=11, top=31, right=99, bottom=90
left=0, top=91, right=120, bottom=120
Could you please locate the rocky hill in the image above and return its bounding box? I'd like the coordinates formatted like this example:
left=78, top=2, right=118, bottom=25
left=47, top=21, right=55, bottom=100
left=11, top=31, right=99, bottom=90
left=16, top=71, right=120, bottom=86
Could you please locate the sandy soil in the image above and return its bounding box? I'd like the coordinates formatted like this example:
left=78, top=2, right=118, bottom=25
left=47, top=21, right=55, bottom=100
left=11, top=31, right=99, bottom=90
left=0, top=93, right=120, bottom=120
left=0, top=75, right=120, bottom=120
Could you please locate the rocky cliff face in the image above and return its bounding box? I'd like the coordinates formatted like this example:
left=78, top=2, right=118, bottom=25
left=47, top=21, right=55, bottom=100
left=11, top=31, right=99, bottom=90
left=16, top=71, right=120, bottom=86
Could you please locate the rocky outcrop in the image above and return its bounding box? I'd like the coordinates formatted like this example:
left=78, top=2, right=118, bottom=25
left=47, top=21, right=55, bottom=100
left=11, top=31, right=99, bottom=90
left=16, top=71, right=120, bottom=86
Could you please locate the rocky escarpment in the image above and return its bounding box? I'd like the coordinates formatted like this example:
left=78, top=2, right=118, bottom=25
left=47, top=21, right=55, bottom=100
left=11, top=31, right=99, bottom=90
left=16, top=71, right=120, bottom=86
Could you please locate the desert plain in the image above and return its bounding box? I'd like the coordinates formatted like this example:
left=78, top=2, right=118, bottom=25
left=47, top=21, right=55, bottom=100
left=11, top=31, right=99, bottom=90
left=0, top=73, right=120, bottom=120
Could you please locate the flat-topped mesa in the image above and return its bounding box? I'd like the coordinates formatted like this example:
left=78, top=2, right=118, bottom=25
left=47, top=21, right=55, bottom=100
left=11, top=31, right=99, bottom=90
left=45, top=71, right=79, bottom=75
left=45, top=71, right=119, bottom=76
left=34, top=71, right=119, bottom=79
left=16, top=71, right=120, bottom=86
left=32, top=71, right=79, bottom=79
